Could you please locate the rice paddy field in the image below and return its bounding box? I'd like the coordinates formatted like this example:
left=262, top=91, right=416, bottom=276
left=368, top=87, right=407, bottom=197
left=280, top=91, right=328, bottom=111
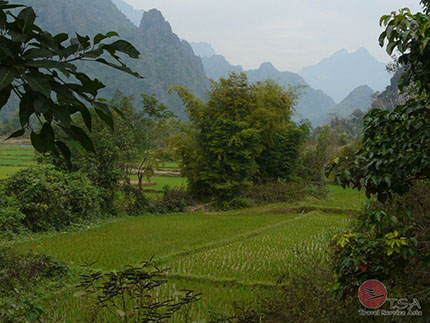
left=8, top=186, right=365, bottom=321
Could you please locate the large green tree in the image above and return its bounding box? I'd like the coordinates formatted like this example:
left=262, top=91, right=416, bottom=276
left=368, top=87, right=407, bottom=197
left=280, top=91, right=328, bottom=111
left=330, top=1, right=430, bottom=201
left=171, top=73, right=306, bottom=200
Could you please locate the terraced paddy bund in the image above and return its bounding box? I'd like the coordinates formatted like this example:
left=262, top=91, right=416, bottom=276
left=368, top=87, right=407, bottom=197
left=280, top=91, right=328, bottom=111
left=11, top=186, right=364, bottom=321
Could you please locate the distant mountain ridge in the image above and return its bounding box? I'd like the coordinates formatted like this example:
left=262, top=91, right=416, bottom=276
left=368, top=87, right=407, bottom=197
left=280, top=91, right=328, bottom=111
left=330, top=85, right=374, bottom=118
left=190, top=42, right=217, bottom=57
left=299, top=48, right=390, bottom=103
left=111, top=0, right=144, bottom=26
left=317, top=85, right=375, bottom=126
left=190, top=43, right=336, bottom=125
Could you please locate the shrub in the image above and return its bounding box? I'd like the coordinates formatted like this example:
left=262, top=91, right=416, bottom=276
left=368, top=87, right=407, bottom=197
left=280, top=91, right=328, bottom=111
left=0, top=247, right=68, bottom=322
left=117, top=183, right=149, bottom=215
left=218, top=197, right=254, bottom=211
left=5, top=165, right=102, bottom=232
left=0, top=182, right=26, bottom=238
left=147, top=186, right=189, bottom=213
left=244, top=182, right=324, bottom=205
left=0, top=247, right=67, bottom=294
left=330, top=182, right=429, bottom=314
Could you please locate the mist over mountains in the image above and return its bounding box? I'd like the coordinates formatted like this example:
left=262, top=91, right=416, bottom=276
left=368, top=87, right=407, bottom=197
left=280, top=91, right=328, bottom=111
left=191, top=42, right=380, bottom=125
left=299, top=48, right=390, bottom=103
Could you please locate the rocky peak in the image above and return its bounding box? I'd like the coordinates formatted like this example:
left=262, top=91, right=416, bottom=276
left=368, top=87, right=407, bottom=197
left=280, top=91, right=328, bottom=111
left=257, top=62, right=279, bottom=75
left=139, top=9, right=172, bottom=36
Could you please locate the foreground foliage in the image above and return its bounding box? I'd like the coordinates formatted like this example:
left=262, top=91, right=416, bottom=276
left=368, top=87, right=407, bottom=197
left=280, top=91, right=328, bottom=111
left=77, top=259, right=201, bottom=322
left=0, top=247, right=68, bottom=322
left=327, top=1, right=430, bottom=315
left=0, top=1, right=141, bottom=164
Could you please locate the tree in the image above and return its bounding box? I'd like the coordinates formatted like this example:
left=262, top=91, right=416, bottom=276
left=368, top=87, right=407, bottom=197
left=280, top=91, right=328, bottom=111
left=0, top=1, right=142, bottom=166
left=171, top=73, right=306, bottom=200
left=298, top=125, right=338, bottom=184
left=329, top=1, right=430, bottom=201
left=327, top=1, right=430, bottom=302
left=134, top=94, right=174, bottom=191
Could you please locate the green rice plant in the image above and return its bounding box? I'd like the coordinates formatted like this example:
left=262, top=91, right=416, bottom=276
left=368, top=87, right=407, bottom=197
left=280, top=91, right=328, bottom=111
left=166, top=212, right=347, bottom=283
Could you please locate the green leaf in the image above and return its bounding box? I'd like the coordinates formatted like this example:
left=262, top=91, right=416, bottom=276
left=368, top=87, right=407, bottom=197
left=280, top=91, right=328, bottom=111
left=0, top=68, right=18, bottom=90
left=95, top=58, right=143, bottom=78
left=82, top=48, right=104, bottom=58
left=26, top=60, right=77, bottom=73
left=31, top=131, right=47, bottom=153
left=0, top=10, right=6, bottom=30
left=94, top=31, right=119, bottom=45
left=33, top=95, right=50, bottom=114
left=19, top=92, right=34, bottom=127
left=69, top=125, right=95, bottom=152
left=59, top=44, right=79, bottom=58
left=74, top=73, right=105, bottom=96
left=6, top=128, right=25, bottom=140
left=0, top=36, right=21, bottom=58
left=0, top=3, right=25, bottom=10
left=78, top=105, right=92, bottom=132
left=53, top=33, right=68, bottom=43
left=101, top=39, right=140, bottom=58
left=0, top=85, right=12, bottom=109
left=24, top=73, right=51, bottom=97
left=17, top=7, right=36, bottom=31
left=55, top=141, right=72, bottom=169
left=386, top=41, right=398, bottom=55
left=76, top=33, right=90, bottom=49
left=94, top=102, right=114, bottom=131
left=52, top=105, right=72, bottom=127
left=23, top=48, right=54, bottom=59
left=36, top=31, right=60, bottom=51
left=378, top=31, right=386, bottom=47
left=384, top=175, right=391, bottom=187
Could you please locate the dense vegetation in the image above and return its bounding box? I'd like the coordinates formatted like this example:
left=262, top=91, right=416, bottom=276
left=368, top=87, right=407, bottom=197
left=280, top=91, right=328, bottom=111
left=328, top=0, right=430, bottom=314
left=171, top=73, right=308, bottom=202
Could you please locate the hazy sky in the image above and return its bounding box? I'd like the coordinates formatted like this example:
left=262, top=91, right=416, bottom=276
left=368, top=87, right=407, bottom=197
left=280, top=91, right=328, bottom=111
left=123, top=0, right=423, bottom=72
